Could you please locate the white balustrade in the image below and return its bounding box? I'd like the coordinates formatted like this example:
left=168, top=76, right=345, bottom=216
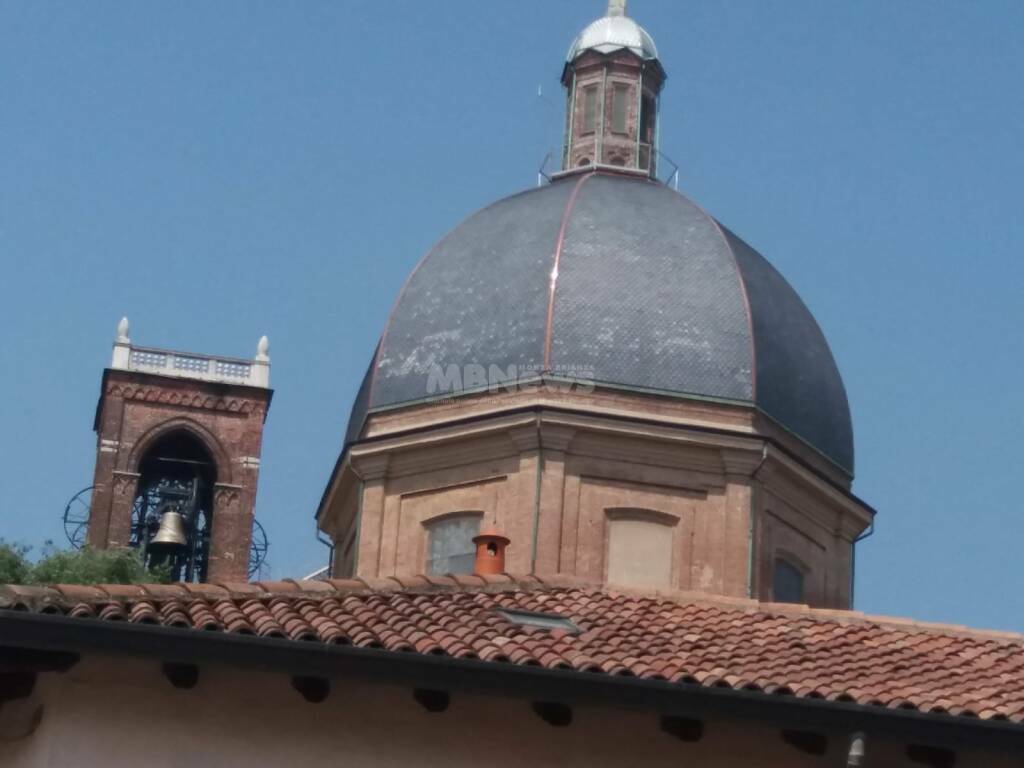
left=110, top=318, right=270, bottom=388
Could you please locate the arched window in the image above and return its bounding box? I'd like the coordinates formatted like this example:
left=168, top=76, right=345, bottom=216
left=773, top=557, right=805, bottom=604
left=425, top=513, right=481, bottom=575
left=606, top=509, right=676, bottom=589
left=132, top=431, right=216, bottom=582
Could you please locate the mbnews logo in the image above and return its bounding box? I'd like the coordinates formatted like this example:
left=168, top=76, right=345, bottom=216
left=425, top=363, right=595, bottom=396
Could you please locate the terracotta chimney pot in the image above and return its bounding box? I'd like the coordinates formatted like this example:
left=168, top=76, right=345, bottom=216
left=472, top=526, right=510, bottom=576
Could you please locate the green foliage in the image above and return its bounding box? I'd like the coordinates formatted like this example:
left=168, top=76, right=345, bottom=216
left=0, top=542, right=170, bottom=586
left=0, top=541, right=31, bottom=584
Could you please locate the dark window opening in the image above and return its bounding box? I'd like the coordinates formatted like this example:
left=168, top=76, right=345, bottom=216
left=640, top=94, right=656, bottom=144
left=773, top=558, right=805, bottom=604
left=132, top=431, right=216, bottom=582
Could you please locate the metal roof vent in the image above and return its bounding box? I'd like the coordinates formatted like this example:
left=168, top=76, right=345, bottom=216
left=496, top=608, right=581, bottom=634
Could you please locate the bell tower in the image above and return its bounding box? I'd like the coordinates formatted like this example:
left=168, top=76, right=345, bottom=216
left=561, top=0, right=665, bottom=176
left=87, top=318, right=272, bottom=582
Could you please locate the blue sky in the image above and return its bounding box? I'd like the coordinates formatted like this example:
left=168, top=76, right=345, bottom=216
left=2, top=1, right=1022, bottom=630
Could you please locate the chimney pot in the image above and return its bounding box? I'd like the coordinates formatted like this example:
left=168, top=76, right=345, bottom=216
left=472, top=526, right=510, bottom=576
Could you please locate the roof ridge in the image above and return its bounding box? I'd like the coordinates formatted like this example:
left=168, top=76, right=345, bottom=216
left=0, top=573, right=594, bottom=610
left=3, top=575, right=1023, bottom=645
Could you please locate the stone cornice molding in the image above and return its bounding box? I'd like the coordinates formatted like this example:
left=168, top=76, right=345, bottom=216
left=758, top=449, right=873, bottom=538
left=364, top=387, right=753, bottom=444
left=540, top=424, right=576, bottom=452
left=540, top=410, right=759, bottom=454
left=720, top=448, right=767, bottom=478
left=350, top=454, right=390, bottom=482
left=507, top=423, right=540, bottom=452
left=388, top=438, right=518, bottom=480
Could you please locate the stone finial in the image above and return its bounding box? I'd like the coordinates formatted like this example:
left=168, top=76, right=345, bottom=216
left=111, top=317, right=132, bottom=368
left=607, top=0, right=627, bottom=17
left=255, top=335, right=270, bottom=362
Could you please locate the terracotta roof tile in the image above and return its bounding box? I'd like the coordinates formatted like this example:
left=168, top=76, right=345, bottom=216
left=3, top=578, right=1024, bottom=725
left=180, top=582, right=231, bottom=600
left=67, top=602, right=94, bottom=619
left=96, top=584, right=148, bottom=600
left=138, top=583, right=190, bottom=601
left=251, top=580, right=299, bottom=595
left=128, top=601, right=160, bottom=624
left=214, top=581, right=266, bottom=597
left=51, top=584, right=105, bottom=602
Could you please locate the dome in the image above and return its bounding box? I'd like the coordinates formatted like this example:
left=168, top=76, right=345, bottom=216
left=567, top=14, right=659, bottom=62
left=347, top=172, right=853, bottom=473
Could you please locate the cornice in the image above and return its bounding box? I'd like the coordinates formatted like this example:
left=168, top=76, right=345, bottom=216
left=540, top=424, right=576, bottom=452
left=757, top=449, right=873, bottom=538
left=105, top=381, right=267, bottom=417
left=350, top=454, right=391, bottom=482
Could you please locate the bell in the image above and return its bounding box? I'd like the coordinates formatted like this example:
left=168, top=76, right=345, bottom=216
left=149, top=510, right=188, bottom=550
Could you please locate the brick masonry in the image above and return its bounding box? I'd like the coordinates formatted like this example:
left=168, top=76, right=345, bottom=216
left=320, top=397, right=872, bottom=609
left=563, top=49, right=664, bottom=173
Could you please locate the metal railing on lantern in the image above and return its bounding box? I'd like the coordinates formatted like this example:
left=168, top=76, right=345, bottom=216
left=539, top=144, right=680, bottom=189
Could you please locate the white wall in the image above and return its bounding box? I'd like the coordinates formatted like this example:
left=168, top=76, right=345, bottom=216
left=0, top=655, right=1015, bottom=768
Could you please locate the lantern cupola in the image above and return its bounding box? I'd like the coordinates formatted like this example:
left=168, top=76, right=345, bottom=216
left=561, top=0, right=665, bottom=177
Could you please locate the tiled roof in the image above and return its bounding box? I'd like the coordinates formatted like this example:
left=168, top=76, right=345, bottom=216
left=3, top=574, right=1024, bottom=724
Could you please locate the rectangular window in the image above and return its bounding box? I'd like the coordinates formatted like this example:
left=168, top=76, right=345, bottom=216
left=640, top=94, right=656, bottom=143
left=606, top=512, right=673, bottom=588
left=612, top=83, right=629, bottom=134
left=582, top=85, right=598, bottom=134
left=773, top=558, right=805, bottom=604
left=426, top=514, right=480, bottom=575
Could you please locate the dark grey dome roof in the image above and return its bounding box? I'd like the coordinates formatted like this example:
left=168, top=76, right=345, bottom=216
left=347, top=172, right=853, bottom=473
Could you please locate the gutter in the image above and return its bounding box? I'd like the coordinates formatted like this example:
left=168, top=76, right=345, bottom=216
left=1, top=611, right=1021, bottom=753
left=747, top=444, right=769, bottom=598
left=529, top=414, right=543, bottom=573
left=851, top=519, right=876, bottom=607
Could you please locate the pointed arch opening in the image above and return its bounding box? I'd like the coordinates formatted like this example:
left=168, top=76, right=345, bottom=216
left=131, top=430, right=217, bottom=582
